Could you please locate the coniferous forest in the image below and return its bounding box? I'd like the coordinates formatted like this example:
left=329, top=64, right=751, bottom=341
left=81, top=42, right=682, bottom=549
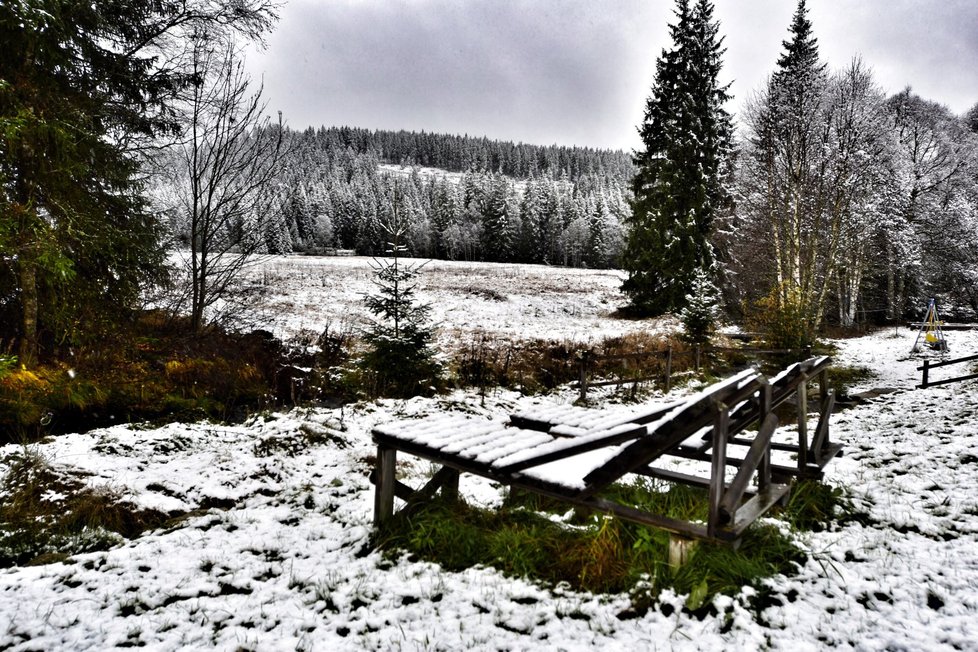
left=161, top=126, right=635, bottom=268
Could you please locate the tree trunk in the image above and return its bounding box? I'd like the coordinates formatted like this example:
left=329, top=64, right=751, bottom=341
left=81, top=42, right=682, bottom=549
left=18, top=253, right=38, bottom=366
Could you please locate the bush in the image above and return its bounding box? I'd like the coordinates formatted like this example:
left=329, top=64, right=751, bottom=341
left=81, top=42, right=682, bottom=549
left=748, top=283, right=811, bottom=350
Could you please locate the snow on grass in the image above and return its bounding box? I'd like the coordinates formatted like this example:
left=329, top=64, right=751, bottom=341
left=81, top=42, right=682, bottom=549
left=228, top=255, right=669, bottom=347
left=3, top=294, right=978, bottom=649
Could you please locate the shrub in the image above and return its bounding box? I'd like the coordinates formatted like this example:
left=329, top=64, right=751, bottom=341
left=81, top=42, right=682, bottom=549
left=748, top=283, right=810, bottom=350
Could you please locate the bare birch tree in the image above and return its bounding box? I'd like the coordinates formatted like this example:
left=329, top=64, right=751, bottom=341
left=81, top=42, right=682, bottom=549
left=165, top=33, right=286, bottom=332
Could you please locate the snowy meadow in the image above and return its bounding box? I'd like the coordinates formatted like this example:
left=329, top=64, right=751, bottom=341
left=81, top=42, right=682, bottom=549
left=2, top=256, right=978, bottom=651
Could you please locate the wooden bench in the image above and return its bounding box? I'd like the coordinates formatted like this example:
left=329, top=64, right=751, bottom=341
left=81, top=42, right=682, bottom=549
left=371, top=357, right=841, bottom=544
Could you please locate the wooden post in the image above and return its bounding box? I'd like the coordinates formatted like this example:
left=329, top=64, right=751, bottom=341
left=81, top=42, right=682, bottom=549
left=797, top=373, right=809, bottom=469
left=921, top=359, right=930, bottom=389
left=442, top=468, right=460, bottom=502
left=757, top=380, right=772, bottom=491
left=373, top=445, right=397, bottom=525
left=665, top=346, right=673, bottom=393
left=579, top=350, right=589, bottom=402
left=707, top=400, right=728, bottom=538
left=668, top=535, right=697, bottom=570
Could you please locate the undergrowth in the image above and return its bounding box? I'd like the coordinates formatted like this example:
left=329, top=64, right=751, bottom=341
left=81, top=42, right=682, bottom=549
left=0, top=448, right=174, bottom=567
left=375, top=476, right=854, bottom=615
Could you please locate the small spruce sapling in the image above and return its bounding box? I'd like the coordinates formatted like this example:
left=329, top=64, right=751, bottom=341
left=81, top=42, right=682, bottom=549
left=680, top=268, right=721, bottom=345
left=360, top=217, right=440, bottom=397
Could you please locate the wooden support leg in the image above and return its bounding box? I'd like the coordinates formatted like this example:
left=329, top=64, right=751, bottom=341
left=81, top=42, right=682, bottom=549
left=757, top=381, right=773, bottom=491
left=796, top=374, right=809, bottom=470
left=707, top=401, right=729, bottom=538
left=374, top=445, right=396, bottom=525
left=442, top=468, right=460, bottom=502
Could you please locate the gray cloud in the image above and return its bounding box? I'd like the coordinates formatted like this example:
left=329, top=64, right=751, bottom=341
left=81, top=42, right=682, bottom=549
left=247, top=0, right=978, bottom=150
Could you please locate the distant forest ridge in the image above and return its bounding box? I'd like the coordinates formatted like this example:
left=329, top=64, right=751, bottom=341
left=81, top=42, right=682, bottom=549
left=288, top=125, right=636, bottom=182
left=163, top=125, right=637, bottom=267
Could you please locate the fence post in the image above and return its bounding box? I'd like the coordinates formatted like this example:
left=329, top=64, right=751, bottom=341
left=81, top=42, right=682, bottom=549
left=921, top=359, right=930, bottom=389
left=579, top=350, right=589, bottom=402
left=665, top=346, right=673, bottom=393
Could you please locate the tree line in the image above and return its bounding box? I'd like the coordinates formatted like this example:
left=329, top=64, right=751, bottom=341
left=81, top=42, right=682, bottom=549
left=5, top=0, right=978, bottom=368
left=622, top=0, right=978, bottom=342
left=162, top=127, right=634, bottom=268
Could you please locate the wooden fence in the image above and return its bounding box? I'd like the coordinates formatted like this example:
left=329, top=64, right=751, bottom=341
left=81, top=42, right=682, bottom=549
left=576, top=345, right=819, bottom=400
left=917, top=353, right=978, bottom=389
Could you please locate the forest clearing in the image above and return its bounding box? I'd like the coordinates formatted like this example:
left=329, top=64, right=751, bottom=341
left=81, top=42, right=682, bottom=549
left=2, top=258, right=977, bottom=651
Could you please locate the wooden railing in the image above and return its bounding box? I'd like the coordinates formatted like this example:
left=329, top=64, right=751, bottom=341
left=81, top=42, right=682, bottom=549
left=576, top=345, right=820, bottom=400
left=917, top=353, right=978, bottom=389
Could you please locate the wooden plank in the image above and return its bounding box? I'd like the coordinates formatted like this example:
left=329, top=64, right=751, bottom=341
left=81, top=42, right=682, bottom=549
left=810, top=390, right=835, bottom=463
left=718, top=412, right=779, bottom=524
left=634, top=465, right=715, bottom=489
left=796, top=373, right=809, bottom=472
left=666, top=445, right=821, bottom=480
left=581, top=372, right=763, bottom=495
left=728, top=483, right=792, bottom=537
left=708, top=402, right=729, bottom=538
left=917, top=371, right=978, bottom=388
left=916, top=353, right=978, bottom=370
left=494, top=424, right=646, bottom=473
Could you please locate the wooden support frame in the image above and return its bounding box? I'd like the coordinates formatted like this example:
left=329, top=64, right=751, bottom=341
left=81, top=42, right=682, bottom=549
left=371, top=357, right=839, bottom=546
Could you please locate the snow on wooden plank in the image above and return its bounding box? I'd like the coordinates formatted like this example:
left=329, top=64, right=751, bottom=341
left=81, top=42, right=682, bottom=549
left=514, top=441, right=634, bottom=492
left=491, top=422, right=645, bottom=470
left=471, top=431, right=556, bottom=465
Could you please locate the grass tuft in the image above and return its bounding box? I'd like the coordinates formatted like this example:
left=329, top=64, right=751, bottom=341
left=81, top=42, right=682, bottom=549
left=376, top=477, right=809, bottom=613
left=0, top=448, right=173, bottom=567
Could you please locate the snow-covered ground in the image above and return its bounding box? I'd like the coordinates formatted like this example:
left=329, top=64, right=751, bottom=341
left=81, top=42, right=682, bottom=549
left=3, top=263, right=978, bottom=650
left=226, top=254, right=669, bottom=347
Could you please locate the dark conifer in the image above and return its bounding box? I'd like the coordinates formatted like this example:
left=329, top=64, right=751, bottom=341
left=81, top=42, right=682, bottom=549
left=620, top=0, right=733, bottom=315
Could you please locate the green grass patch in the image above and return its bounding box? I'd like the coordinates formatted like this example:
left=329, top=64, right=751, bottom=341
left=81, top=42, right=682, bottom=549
left=375, top=476, right=841, bottom=613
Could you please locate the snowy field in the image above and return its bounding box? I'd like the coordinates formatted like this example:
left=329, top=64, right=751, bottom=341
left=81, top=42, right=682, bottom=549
left=224, top=254, right=670, bottom=347
left=3, top=261, right=978, bottom=650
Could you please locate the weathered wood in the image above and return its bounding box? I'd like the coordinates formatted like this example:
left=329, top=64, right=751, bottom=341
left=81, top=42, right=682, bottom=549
left=916, top=352, right=978, bottom=370
left=921, top=359, right=930, bottom=389
left=796, top=373, right=809, bottom=472
left=728, top=483, right=792, bottom=536
left=373, top=445, right=397, bottom=524
left=442, top=468, right=460, bottom=502
left=811, top=390, right=835, bottom=463
left=372, top=357, right=839, bottom=546
left=757, top=381, right=773, bottom=491
left=579, top=350, right=589, bottom=402
left=708, top=401, right=729, bottom=538
left=718, top=412, right=779, bottom=524
left=669, top=535, right=697, bottom=570
left=495, top=424, right=646, bottom=473
left=919, top=371, right=978, bottom=389
left=665, top=346, right=673, bottom=393
left=581, top=371, right=763, bottom=494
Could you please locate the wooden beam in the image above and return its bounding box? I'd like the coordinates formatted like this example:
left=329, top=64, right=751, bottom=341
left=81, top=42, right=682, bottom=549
left=718, top=412, right=779, bottom=524
left=708, top=401, right=729, bottom=538
left=810, top=389, right=835, bottom=464
left=373, top=445, right=397, bottom=525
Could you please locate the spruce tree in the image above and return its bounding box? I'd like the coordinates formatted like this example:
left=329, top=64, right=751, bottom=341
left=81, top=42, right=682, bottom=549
left=621, top=0, right=733, bottom=315
left=360, top=214, right=440, bottom=398
left=0, top=0, right=276, bottom=363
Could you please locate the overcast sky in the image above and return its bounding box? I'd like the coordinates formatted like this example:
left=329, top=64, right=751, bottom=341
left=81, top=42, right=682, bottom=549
left=245, top=0, right=978, bottom=151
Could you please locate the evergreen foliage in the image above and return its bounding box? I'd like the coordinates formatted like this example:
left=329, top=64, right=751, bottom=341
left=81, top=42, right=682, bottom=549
left=679, top=268, right=721, bottom=345
left=621, top=0, right=733, bottom=315
left=163, top=127, right=634, bottom=268
left=360, top=216, right=441, bottom=398
left=0, top=0, right=277, bottom=364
